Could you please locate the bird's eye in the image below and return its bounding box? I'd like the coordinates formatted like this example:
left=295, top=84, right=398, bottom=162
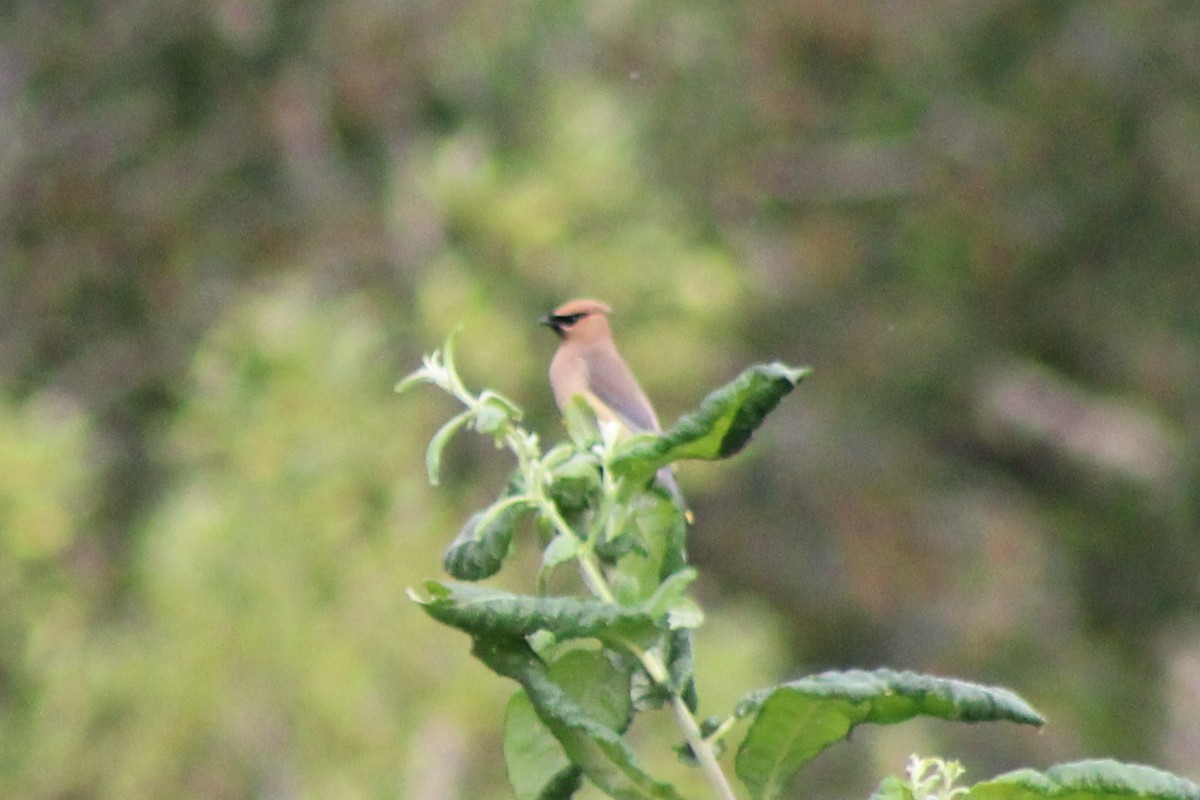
left=555, top=313, right=586, bottom=327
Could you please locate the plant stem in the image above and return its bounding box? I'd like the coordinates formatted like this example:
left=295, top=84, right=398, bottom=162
left=502, top=408, right=738, bottom=799
left=620, top=636, right=739, bottom=800
left=671, top=694, right=738, bottom=800
left=577, top=550, right=615, bottom=603
left=570, top=534, right=738, bottom=799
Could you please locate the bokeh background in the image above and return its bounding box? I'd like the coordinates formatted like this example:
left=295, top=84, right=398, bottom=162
left=3, top=2, right=1199, bottom=798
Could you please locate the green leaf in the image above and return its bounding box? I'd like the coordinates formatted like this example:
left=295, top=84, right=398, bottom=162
left=877, top=755, right=968, bottom=800
left=479, top=637, right=686, bottom=800
left=425, top=409, right=473, bottom=486
left=443, top=493, right=528, bottom=580
left=505, top=690, right=583, bottom=800
left=608, top=494, right=688, bottom=606
left=394, top=365, right=432, bottom=395
left=734, top=669, right=1044, bottom=800
left=562, top=395, right=602, bottom=450
left=504, top=645, right=636, bottom=799
left=539, top=533, right=581, bottom=588
left=871, top=775, right=917, bottom=800
left=397, top=332, right=465, bottom=397
left=594, top=523, right=642, bottom=563
left=642, top=568, right=698, bottom=620
left=665, top=597, right=703, bottom=630
left=551, top=648, right=635, bottom=730
left=441, top=330, right=465, bottom=395
left=666, top=627, right=698, bottom=710
left=474, top=389, right=524, bottom=435
left=969, top=760, right=1200, bottom=800
left=546, top=451, right=602, bottom=516
left=542, top=533, right=580, bottom=568
left=414, top=581, right=663, bottom=647
left=610, top=362, right=809, bottom=484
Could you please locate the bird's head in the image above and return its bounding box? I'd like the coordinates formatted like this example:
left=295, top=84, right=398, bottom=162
left=540, top=299, right=614, bottom=341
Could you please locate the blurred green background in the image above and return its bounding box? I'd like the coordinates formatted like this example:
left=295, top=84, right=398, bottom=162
left=3, top=1, right=1199, bottom=798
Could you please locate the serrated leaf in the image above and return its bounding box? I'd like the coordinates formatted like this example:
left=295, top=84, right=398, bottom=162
left=970, top=760, right=1200, bottom=800
left=610, top=362, right=809, bottom=484
left=415, top=581, right=664, bottom=647
left=425, top=409, right=473, bottom=486
left=734, top=669, right=1044, bottom=800
left=479, top=637, right=686, bottom=800
left=443, top=493, right=527, bottom=580
left=733, top=668, right=1044, bottom=725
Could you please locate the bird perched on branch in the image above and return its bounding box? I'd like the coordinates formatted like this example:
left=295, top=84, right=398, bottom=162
left=540, top=298, right=691, bottom=521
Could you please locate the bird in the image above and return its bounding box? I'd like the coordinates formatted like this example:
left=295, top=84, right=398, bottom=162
left=540, top=298, right=690, bottom=520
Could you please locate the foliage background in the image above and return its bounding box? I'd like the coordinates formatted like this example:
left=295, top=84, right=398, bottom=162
left=3, top=1, right=1199, bottom=798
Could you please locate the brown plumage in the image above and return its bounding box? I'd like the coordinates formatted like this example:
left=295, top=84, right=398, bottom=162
left=541, top=299, right=690, bottom=519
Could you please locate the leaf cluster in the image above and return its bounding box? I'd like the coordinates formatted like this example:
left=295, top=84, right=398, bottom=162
left=399, top=338, right=1199, bottom=800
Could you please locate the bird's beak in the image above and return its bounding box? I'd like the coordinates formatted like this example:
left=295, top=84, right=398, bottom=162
left=539, top=313, right=561, bottom=333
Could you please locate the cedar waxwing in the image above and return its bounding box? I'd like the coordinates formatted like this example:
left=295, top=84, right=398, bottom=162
left=540, top=299, right=690, bottom=519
